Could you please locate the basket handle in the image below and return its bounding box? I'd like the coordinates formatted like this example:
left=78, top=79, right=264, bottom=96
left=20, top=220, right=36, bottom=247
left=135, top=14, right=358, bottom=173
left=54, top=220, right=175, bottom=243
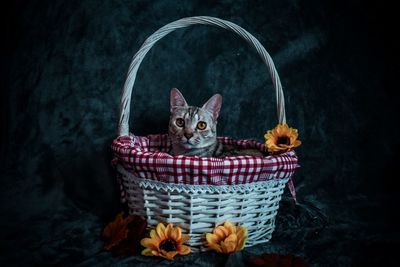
left=118, top=16, right=286, bottom=136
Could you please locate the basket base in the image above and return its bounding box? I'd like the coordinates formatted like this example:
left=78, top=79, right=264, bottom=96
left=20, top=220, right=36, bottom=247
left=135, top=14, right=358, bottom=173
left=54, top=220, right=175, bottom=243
left=116, top=165, right=288, bottom=250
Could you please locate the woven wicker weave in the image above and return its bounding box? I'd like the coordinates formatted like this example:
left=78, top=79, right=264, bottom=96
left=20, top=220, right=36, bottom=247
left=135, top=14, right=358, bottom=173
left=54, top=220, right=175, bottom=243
left=113, top=16, right=298, bottom=251
left=117, top=166, right=288, bottom=249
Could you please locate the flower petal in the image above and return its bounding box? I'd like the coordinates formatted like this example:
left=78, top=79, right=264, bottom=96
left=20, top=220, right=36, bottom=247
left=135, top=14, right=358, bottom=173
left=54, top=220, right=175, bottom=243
left=220, top=235, right=237, bottom=253
left=140, top=238, right=160, bottom=251
left=141, top=248, right=155, bottom=256
left=142, top=248, right=161, bottom=257
left=214, top=226, right=229, bottom=239
left=156, top=223, right=166, bottom=240
left=237, top=236, right=247, bottom=250
left=237, top=226, right=248, bottom=239
left=206, top=233, right=220, bottom=246
left=225, top=233, right=238, bottom=245
left=223, top=221, right=236, bottom=234
left=180, top=233, right=190, bottom=243
left=178, top=245, right=191, bottom=255
left=276, top=124, right=288, bottom=135
left=236, top=227, right=248, bottom=250
left=161, top=250, right=179, bottom=261
left=149, top=229, right=157, bottom=239
left=165, top=224, right=174, bottom=239
left=264, top=131, right=273, bottom=140
left=208, top=243, right=222, bottom=253
left=170, top=226, right=181, bottom=242
left=293, top=140, right=301, bottom=147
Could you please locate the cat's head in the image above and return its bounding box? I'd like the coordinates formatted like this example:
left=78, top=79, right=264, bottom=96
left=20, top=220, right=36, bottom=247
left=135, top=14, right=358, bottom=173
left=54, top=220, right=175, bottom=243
left=169, top=88, right=222, bottom=150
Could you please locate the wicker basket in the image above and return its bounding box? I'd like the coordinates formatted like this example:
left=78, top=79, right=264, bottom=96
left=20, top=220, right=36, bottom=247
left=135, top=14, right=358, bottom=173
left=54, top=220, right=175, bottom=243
left=112, top=16, right=299, bottom=251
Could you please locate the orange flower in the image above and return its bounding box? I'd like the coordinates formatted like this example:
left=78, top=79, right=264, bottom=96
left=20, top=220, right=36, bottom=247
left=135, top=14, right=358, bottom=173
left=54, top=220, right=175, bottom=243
left=140, top=223, right=191, bottom=261
left=206, top=221, right=247, bottom=254
left=264, top=124, right=301, bottom=153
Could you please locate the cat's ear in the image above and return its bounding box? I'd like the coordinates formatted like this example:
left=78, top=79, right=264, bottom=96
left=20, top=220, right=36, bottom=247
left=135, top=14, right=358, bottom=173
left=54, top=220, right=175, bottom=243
left=202, top=94, right=222, bottom=120
left=170, top=88, right=188, bottom=111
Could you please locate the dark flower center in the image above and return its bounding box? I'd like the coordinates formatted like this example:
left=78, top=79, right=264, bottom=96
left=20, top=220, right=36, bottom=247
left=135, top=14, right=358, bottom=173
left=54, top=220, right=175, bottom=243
left=277, top=136, right=290, bottom=145
left=160, top=239, right=177, bottom=252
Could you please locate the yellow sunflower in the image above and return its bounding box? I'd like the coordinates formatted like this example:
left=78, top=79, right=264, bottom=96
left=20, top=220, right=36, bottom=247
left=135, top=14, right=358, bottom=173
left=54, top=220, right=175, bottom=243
left=264, top=124, right=301, bottom=153
left=206, top=221, right=247, bottom=254
left=140, top=223, right=191, bottom=261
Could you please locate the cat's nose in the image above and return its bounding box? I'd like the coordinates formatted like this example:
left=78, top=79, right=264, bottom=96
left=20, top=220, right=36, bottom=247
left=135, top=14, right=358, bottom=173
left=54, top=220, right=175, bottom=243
left=184, top=133, right=194, bottom=140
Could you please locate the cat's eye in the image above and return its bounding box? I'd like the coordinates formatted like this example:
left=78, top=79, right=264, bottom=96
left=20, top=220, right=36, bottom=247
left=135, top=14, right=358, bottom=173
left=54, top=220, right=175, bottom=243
left=175, top=118, right=185, bottom=127
left=196, top=121, right=207, bottom=130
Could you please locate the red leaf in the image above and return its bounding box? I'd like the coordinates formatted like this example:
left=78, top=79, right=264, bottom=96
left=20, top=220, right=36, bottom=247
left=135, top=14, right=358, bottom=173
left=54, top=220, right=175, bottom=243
left=102, top=212, right=147, bottom=256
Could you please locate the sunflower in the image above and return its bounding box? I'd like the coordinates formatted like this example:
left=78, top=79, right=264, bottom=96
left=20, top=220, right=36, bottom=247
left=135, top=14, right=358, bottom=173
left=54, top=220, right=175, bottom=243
left=206, top=221, right=247, bottom=254
left=264, top=123, right=301, bottom=153
left=140, top=223, right=191, bottom=261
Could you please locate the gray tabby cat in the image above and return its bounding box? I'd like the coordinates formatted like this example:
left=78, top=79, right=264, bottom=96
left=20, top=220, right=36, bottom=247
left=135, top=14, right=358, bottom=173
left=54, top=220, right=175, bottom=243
left=169, top=88, right=223, bottom=157
left=168, top=88, right=263, bottom=157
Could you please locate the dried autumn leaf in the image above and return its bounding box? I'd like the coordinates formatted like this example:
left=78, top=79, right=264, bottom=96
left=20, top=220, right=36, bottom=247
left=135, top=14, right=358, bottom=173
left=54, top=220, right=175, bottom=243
left=111, top=215, right=147, bottom=256
left=102, top=212, right=148, bottom=256
left=102, top=212, right=136, bottom=251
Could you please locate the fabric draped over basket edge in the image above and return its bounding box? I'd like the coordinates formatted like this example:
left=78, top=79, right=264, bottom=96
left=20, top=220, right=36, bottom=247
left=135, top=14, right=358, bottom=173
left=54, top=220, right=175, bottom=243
left=111, top=134, right=299, bottom=201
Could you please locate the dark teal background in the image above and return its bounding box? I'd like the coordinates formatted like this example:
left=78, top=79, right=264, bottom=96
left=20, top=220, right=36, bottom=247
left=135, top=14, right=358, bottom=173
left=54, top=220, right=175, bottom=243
left=1, top=0, right=397, bottom=266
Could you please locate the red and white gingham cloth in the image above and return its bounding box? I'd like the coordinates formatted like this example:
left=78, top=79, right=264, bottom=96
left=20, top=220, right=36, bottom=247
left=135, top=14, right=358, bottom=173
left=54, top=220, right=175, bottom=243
left=111, top=134, right=299, bottom=187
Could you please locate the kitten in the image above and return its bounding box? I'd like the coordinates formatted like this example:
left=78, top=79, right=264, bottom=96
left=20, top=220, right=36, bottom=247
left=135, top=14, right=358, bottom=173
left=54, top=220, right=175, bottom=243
left=168, top=88, right=263, bottom=158
left=169, top=88, right=223, bottom=157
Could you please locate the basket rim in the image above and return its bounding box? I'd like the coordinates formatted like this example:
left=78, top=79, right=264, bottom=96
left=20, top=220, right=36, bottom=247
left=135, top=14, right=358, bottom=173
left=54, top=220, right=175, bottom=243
left=112, top=134, right=299, bottom=186
left=112, top=133, right=297, bottom=161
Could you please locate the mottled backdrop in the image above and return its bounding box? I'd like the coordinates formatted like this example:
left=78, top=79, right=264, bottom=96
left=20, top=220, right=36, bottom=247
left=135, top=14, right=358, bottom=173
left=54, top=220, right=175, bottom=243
left=1, top=0, right=396, bottom=266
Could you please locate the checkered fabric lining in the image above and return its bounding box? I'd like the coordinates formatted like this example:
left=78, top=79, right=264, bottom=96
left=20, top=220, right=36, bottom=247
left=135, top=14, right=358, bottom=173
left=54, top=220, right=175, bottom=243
left=111, top=134, right=299, bottom=186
